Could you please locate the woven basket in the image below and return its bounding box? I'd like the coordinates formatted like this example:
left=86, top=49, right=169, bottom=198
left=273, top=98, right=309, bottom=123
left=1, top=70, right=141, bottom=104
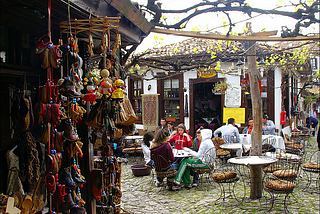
left=156, top=170, right=177, bottom=178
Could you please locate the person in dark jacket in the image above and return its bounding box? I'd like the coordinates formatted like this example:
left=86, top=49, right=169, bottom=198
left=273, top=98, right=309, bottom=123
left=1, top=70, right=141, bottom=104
left=150, top=129, right=179, bottom=190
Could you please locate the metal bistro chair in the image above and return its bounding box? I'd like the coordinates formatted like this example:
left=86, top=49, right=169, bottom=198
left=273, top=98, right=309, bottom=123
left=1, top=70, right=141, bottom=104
left=300, top=151, right=320, bottom=194
left=211, top=159, right=246, bottom=206
left=151, top=153, right=178, bottom=190
left=212, top=137, right=231, bottom=165
left=262, top=136, right=276, bottom=154
left=222, top=135, right=235, bottom=144
left=262, top=159, right=302, bottom=213
left=192, top=147, right=216, bottom=187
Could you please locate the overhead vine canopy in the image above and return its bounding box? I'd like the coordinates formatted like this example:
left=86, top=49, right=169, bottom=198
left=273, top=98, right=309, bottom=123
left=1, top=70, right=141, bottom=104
left=140, top=0, right=319, bottom=37
left=124, top=37, right=319, bottom=79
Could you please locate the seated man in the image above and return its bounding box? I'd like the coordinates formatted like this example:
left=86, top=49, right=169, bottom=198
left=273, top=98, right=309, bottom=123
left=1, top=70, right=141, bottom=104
left=173, top=129, right=215, bottom=189
left=213, top=118, right=240, bottom=143
left=155, top=117, right=168, bottom=133
left=262, top=114, right=276, bottom=135
left=242, top=119, right=253, bottom=134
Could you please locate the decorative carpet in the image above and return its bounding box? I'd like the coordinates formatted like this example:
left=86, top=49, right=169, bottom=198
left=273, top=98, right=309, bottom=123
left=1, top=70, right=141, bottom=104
left=142, top=94, right=158, bottom=131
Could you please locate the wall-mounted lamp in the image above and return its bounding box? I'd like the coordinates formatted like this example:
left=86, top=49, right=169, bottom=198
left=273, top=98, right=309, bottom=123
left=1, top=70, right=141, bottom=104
left=148, top=85, right=151, bottom=91
left=258, top=58, right=267, bottom=65
left=236, top=58, right=244, bottom=66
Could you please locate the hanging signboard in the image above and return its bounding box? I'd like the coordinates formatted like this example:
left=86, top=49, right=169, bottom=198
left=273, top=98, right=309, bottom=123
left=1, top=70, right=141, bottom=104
left=197, top=67, right=217, bottom=78
left=224, top=85, right=241, bottom=107
left=223, top=107, right=245, bottom=124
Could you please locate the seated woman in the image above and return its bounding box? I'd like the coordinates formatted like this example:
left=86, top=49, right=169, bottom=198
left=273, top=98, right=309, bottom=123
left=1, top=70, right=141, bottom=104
left=150, top=129, right=179, bottom=190
left=191, top=127, right=203, bottom=187
left=141, top=131, right=154, bottom=168
left=167, top=121, right=176, bottom=136
left=173, top=129, right=215, bottom=189
left=168, top=123, right=192, bottom=149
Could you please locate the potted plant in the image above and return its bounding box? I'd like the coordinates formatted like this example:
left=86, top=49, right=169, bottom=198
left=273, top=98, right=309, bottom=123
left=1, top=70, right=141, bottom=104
left=165, top=113, right=177, bottom=122
left=213, top=80, right=230, bottom=95
left=135, top=112, right=142, bottom=120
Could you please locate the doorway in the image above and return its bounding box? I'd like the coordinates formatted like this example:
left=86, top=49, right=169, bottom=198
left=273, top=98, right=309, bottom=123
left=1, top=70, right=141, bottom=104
left=189, top=78, right=224, bottom=136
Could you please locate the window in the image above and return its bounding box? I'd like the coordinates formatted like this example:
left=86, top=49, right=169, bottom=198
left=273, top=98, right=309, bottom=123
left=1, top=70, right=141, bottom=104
left=128, top=78, right=143, bottom=123
left=311, top=58, right=318, bottom=70
left=158, top=75, right=184, bottom=125
left=164, top=79, right=180, bottom=98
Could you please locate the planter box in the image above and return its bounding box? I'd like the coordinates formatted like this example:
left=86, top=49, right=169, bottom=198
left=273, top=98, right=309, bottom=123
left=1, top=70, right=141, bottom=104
left=166, top=117, right=176, bottom=122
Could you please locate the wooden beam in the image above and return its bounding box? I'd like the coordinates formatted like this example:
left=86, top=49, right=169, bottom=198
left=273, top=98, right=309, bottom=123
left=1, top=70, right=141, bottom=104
left=151, top=28, right=320, bottom=41
left=104, top=0, right=153, bottom=35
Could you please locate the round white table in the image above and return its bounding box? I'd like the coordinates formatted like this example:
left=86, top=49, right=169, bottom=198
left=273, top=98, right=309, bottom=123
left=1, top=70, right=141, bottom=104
left=172, top=149, right=191, bottom=158
left=220, top=143, right=243, bottom=150
left=220, top=143, right=245, bottom=157
left=264, top=152, right=301, bottom=161
left=228, top=156, right=278, bottom=166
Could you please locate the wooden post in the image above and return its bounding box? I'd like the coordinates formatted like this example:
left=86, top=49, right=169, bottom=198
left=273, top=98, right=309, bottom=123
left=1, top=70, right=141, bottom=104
left=247, top=41, right=263, bottom=199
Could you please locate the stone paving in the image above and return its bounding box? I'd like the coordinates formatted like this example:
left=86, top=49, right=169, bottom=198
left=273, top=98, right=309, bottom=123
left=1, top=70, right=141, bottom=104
left=120, top=137, right=320, bottom=214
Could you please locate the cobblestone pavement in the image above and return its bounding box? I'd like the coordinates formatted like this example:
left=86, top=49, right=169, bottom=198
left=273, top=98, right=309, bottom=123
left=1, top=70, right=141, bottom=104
left=120, top=137, right=320, bottom=214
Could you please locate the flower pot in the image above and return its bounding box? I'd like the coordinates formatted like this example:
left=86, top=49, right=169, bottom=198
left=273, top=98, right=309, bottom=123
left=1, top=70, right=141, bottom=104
left=165, top=117, right=176, bottom=122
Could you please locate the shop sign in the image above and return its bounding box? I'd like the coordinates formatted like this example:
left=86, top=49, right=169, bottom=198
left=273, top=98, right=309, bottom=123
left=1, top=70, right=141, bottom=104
left=197, top=67, right=217, bottom=78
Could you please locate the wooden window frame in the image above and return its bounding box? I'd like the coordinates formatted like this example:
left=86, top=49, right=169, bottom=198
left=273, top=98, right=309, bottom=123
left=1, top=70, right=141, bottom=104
left=157, top=73, right=184, bottom=127
left=128, top=77, right=143, bottom=124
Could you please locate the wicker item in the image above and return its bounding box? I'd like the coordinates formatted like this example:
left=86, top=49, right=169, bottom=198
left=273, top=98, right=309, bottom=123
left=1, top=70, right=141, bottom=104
left=273, top=169, right=298, bottom=178
left=211, top=171, right=237, bottom=180
left=212, top=137, right=225, bottom=149
left=286, top=143, right=304, bottom=149
left=216, top=149, right=230, bottom=156
left=263, top=166, right=284, bottom=173
left=193, top=168, right=211, bottom=173
left=156, top=170, right=177, bottom=178
left=265, top=180, right=296, bottom=191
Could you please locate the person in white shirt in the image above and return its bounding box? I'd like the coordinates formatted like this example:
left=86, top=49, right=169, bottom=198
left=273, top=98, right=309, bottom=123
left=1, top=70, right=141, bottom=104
left=172, top=129, right=215, bottom=189
left=141, top=131, right=154, bottom=168
left=213, top=118, right=240, bottom=143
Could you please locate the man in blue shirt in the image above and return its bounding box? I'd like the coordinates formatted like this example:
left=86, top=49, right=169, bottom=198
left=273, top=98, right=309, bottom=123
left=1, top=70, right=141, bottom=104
left=262, top=114, right=276, bottom=135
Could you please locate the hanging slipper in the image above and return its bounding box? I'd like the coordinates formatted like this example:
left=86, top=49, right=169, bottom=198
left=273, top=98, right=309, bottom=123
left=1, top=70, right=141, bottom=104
left=71, top=165, right=85, bottom=185
left=61, top=121, right=79, bottom=142
left=60, top=168, right=76, bottom=189
left=91, top=169, right=102, bottom=201
left=59, top=78, right=81, bottom=98
left=54, top=131, right=65, bottom=152
left=54, top=183, right=67, bottom=204
left=49, top=44, right=62, bottom=68
left=45, top=174, right=56, bottom=194
left=51, top=103, right=62, bottom=125
left=51, top=85, right=60, bottom=103
left=39, top=103, right=51, bottom=124
left=33, top=122, right=47, bottom=143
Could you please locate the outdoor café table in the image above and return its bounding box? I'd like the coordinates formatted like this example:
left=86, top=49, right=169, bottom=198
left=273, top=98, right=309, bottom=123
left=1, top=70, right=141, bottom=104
left=220, top=143, right=244, bottom=157
left=228, top=156, right=278, bottom=199
left=122, top=135, right=144, bottom=158
left=123, top=135, right=143, bottom=147
left=239, top=134, right=286, bottom=151
left=264, top=152, right=302, bottom=162
left=172, top=148, right=191, bottom=158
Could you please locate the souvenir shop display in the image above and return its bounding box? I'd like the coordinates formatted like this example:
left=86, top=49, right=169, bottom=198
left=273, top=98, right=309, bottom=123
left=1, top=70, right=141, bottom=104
left=3, top=1, right=137, bottom=213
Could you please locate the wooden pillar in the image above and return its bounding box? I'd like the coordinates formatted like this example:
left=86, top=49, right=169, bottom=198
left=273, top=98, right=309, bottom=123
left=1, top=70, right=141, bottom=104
left=247, top=41, right=263, bottom=199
